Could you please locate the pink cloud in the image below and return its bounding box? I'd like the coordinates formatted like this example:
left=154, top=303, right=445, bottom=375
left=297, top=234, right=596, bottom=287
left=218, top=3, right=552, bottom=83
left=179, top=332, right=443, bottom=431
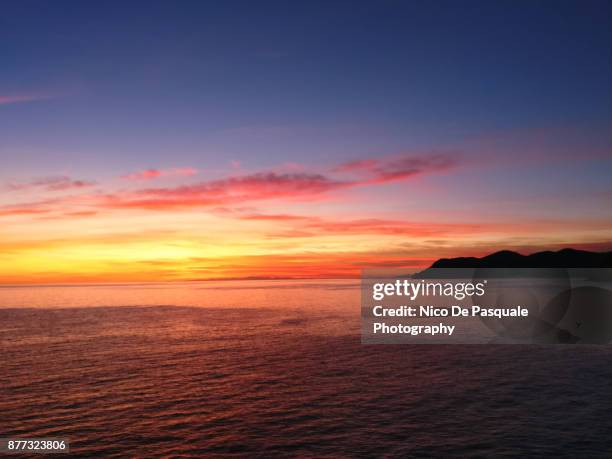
left=335, top=153, right=458, bottom=184
left=93, top=154, right=460, bottom=211
left=115, top=154, right=456, bottom=208
left=239, top=213, right=312, bottom=221
left=121, top=167, right=198, bottom=181
left=244, top=213, right=504, bottom=238
left=238, top=211, right=612, bottom=241
left=2, top=153, right=460, bottom=216
left=0, top=94, right=55, bottom=105
left=229, top=209, right=468, bottom=236
left=0, top=198, right=60, bottom=217
left=7, top=176, right=96, bottom=192
left=0, top=207, right=49, bottom=217
left=105, top=172, right=351, bottom=210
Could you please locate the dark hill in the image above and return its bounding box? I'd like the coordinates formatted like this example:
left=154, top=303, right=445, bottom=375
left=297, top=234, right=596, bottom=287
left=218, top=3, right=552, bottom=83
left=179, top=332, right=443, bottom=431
left=429, top=248, right=612, bottom=269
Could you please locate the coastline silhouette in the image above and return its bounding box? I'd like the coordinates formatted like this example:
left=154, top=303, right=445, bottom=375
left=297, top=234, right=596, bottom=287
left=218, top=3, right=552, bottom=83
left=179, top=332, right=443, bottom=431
left=427, top=248, right=612, bottom=270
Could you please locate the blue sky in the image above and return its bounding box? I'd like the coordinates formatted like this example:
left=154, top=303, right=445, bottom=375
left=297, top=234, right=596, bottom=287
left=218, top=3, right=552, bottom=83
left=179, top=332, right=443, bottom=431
left=1, top=0, right=610, bottom=175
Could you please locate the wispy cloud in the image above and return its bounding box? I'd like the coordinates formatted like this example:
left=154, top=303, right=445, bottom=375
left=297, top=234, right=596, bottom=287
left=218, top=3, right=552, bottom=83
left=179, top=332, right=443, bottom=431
left=238, top=213, right=312, bottom=221
left=0, top=198, right=59, bottom=217
left=236, top=213, right=507, bottom=238
left=233, top=210, right=612, bottom=241
left=121, top=167, right=198, bottom=181
left=270, top=217, right=487, bottom=238
left=334, top=153, right=458, bottom=184
left=104, top=172, right=351, bottom=210
left=7, top=176, right=96, bottom=192
left=0, top=153, right=460, bottom=217
left=105, top=154, right=458, bottom=210
left=0, top=94, right=56, bottom=106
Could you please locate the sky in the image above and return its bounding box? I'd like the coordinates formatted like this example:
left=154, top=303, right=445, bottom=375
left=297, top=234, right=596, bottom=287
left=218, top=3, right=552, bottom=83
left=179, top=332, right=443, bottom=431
left=1, top=0, right=611, bottom=283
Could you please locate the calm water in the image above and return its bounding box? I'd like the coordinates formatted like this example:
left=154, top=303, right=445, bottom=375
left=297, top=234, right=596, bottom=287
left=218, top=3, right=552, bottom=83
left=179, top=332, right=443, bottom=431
left=1, top=280, right=611, bottom=457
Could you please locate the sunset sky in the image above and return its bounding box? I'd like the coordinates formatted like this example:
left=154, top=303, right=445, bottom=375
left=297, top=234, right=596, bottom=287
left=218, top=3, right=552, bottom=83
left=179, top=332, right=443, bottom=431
left=1, top=0, right=611, bottom=283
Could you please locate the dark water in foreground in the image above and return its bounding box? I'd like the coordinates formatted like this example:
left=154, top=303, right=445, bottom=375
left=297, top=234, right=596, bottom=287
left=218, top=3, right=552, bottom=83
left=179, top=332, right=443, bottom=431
left=1, top=281, right=611, bottom=457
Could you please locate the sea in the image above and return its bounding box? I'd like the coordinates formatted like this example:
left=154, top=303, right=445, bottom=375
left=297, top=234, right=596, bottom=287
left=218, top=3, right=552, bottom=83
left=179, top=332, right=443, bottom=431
left=1, top=280, right=611, bottom=457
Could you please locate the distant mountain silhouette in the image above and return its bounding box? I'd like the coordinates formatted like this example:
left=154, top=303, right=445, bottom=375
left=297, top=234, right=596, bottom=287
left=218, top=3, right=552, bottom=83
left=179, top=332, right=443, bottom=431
left=427, top=248, right=612, bottom=269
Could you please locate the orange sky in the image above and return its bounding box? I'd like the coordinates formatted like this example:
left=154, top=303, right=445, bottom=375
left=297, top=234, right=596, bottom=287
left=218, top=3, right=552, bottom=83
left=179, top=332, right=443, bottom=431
left=2, top=149, right=611, bottom=284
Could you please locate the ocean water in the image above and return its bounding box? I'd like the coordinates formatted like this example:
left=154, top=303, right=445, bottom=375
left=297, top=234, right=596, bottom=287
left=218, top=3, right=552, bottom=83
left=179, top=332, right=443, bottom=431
left=1, top=280, right=611, bottom=457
